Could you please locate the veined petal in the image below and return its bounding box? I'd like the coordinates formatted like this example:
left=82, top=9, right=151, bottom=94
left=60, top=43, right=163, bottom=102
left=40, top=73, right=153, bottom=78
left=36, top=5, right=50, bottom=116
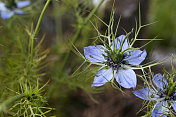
left=171, top=101, right=176, bottom=112
left=112, top=35, right=129, bottom=51
left=152, top=101, right=169, bottom=117
left=115, top=68, right=136, bottom=88
left=153, top=74, right=168, bottom=90
left=124, top=49, right=147, bottom=65
left=14, top=10, right=26, bottom=15
left=133, top=87, right=157, bottom=100
left=16, top=1, right=30, bottom=8
left=1, top=11, right=14, bottom=19
left=0, top=2, right=6, bottom=11
left=92, top=68, right=113, bottom=87
left=84, top=45, right=107, bottom=63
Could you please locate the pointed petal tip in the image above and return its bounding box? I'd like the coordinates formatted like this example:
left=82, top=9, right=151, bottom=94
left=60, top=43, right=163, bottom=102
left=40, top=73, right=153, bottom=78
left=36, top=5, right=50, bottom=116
left=91, top=83, right=104, bottom=87
left=91, top=68, right=113, bottom=87
left=132, top=87, right=157, bottom=100
left=84, top=45, right=107, bottom=63
left=118, top=35, right=126, bottom=39
left=1, top=11, right=14, bottom=19
left=116, top=68, right=137, bottom=89
left=124, top=49, right=147, bottom=65
left=153, top=73, right=168, bottom=90
left=152, top=101, right=169, bottom=117
left=16, top=1, right=31, bottom=8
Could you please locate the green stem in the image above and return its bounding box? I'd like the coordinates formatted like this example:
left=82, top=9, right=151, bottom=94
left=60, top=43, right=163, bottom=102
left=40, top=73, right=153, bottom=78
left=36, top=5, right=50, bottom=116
left=31, top=0, right=51, bottom=63
left=0, top=94, right=25, bottom=113
left=168, top=81, right=176, bottom=96
left=48, top=0, right=104, bottom=98
left=58, top=0, right=104, bottom=78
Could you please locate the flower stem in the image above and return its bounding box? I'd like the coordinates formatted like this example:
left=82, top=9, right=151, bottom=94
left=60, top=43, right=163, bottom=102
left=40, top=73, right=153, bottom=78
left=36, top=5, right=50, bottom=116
left=58, top=0, right=105, bottom=78
left=30, top=0, right=51, bottom=63
left=47, top=0, right=105, bottom=98
left=168, top=81, right=176, bottom=96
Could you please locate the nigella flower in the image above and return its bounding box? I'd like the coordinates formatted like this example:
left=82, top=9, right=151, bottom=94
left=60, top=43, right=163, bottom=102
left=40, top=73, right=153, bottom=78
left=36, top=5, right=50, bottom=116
left=84, top=35, right=147, bottom=88
left=0, top=0, right=30, bottom=19
left=133, top=74, right=176, bottom=117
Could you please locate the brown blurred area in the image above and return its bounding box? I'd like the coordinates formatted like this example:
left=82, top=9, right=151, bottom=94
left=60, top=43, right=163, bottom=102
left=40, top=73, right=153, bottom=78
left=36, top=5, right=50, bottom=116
left=82, top=89, right=145, bottom=117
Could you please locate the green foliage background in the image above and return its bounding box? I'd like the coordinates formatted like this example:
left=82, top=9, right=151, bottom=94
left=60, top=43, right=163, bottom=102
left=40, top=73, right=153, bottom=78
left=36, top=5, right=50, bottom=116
left=0, top=0, right=176, bottom=116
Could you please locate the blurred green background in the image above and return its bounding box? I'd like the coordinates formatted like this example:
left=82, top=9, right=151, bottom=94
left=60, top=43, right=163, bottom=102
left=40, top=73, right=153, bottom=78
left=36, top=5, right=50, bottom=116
left=0, top=0, right=176, bottom=116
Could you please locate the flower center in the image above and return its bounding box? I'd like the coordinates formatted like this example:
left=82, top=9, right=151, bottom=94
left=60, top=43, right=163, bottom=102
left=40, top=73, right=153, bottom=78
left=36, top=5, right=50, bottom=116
left=104, top=50, right=126, bottom=69
left=157, top=88, right=176, bottom=101
left=5, top=0, right=17, bottom=9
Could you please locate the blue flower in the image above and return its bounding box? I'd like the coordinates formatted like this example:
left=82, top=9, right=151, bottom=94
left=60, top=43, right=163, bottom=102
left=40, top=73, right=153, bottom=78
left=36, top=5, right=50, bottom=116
left=0, top=0, right=30, bottom=19
left=133, top=74, right=176, bottom=117
left=84, top=35, right=147, bottom=88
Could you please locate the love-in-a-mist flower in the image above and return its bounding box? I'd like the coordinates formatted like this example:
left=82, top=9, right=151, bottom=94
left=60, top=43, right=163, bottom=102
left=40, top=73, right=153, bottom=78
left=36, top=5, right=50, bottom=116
left=133, top=74, right=176, bottom=117
left=84, top=35, right=147, bottom=88
left=0, top=0, right=30, bottom=19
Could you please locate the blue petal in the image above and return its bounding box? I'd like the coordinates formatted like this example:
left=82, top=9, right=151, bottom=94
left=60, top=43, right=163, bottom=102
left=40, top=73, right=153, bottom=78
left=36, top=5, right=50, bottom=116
left=84, top=45, right=107, bottom=63
left=112, top=35, right=129, bottom=51
left=0, top=2, right=6, bottom=11
left=171, top=101, right=176, bottom=112
left=133, top=87, right=157, bottom=100
left=92, top=68, right=113, bottom=87
left=153, top=74, right=168, bottom=90
left=124, top=49, right=147, bottom=65
left=1, top=11, right=14, bottom=19
left=14, top=10, right=26, bottom=15
left=16, top=1, right=30, bottom=8
left=115, top=68, right=136, bottom=88
left=152, top=101, right=168, bottom=117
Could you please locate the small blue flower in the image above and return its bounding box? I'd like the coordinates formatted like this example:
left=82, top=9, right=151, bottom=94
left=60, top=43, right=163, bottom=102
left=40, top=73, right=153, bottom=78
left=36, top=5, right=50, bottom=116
left=84, top=35, right=147, bottom=88
left=133, top=74, right=176, bottom=117
left=0, top=0, right=30, bottom=19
